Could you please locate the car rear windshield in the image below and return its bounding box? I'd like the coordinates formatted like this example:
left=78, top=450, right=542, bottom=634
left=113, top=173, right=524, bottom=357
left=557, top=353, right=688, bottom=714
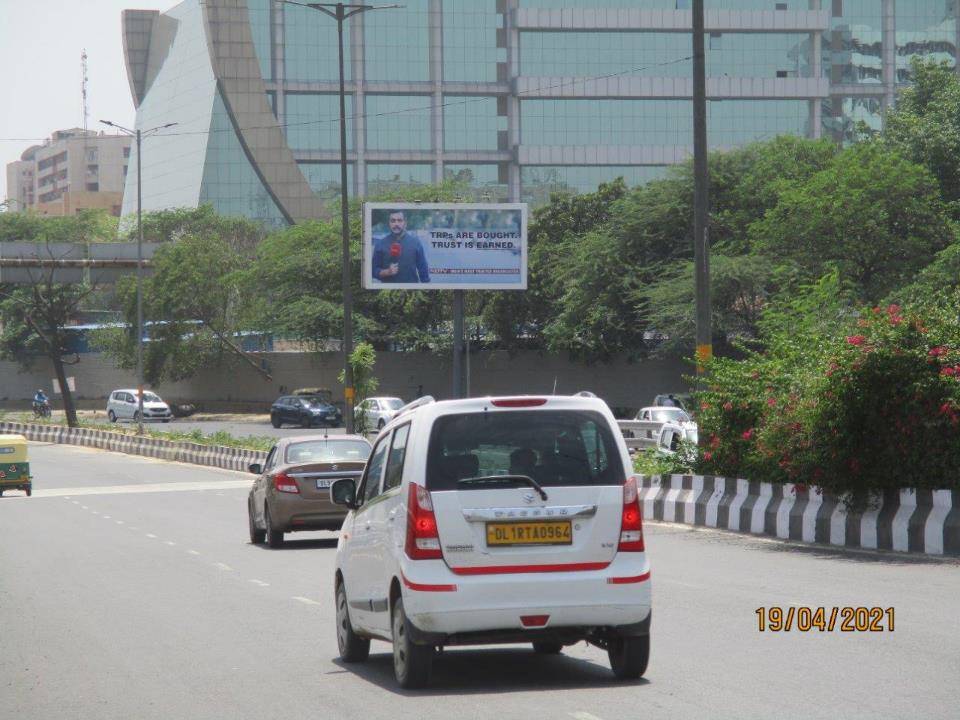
left=426, top=410, right=625, bottom=491
left=285, top=440, right=370, bottom=464
left=383, top=398, right=404, bottom=410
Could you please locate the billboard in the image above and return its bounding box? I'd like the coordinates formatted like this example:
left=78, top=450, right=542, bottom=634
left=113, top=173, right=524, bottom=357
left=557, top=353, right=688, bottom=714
left=362, top=203, right=527, bottom=290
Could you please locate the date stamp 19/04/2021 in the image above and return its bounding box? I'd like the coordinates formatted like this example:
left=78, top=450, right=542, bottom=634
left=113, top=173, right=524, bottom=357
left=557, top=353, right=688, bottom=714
left=756, top=607, right=895, bottom=632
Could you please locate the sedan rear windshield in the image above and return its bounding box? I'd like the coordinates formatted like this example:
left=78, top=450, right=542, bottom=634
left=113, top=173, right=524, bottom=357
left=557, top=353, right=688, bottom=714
left=285, top=440, right=371, bottom=464
left=426, top=410, right=625, bottom=491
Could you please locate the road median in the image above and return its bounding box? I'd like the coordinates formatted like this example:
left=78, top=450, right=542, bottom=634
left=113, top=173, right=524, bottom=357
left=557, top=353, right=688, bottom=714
left=640, top=475, right=960, bottom=557
left=0, top=420, right=267, bottom=473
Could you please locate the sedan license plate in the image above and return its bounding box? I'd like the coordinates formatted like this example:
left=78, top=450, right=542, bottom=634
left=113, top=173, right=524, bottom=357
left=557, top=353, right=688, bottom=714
left=316, top=479, right=334, bottom=489
left=486, top=521, right=572, bottom=546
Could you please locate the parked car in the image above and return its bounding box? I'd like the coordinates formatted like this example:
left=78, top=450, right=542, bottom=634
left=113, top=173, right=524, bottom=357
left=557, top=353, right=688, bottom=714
left=636, top=406, right=698, bottom=445
left=328, top=394, right=651, bottom=688
left=247, top=434, right=372, bottom=547
left=652, top=393, right=691, bottom=411
left=270, top=395, right=342, bottom=428
left=106, top=389, right=172, bottom=423
left=356, top=396, right=405, bottom=431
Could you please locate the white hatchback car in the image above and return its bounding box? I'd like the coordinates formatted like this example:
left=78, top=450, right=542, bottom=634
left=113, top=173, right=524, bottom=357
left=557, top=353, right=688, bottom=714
left=329, top=394, right=651, bottom=688
left=106, top=389, right=172, bottom=423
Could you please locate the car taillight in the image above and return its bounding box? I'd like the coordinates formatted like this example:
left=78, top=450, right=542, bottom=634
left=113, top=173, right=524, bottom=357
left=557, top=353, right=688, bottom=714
left=405, top=483, right=442, bottom=560
left=272, top=472, right=299, bottom=494
left=617, top=475, right=644, bottom=552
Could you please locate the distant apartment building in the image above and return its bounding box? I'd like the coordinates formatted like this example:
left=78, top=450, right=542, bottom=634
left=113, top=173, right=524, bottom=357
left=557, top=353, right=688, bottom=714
left=4, top=129, right=132, bottom=217
left=120, top=0, right=960, bottom=226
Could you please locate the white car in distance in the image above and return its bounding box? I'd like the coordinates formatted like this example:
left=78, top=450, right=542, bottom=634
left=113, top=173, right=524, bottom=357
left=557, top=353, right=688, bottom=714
left=636, top=405, right=698, bottom=445
left=106, top=389, right=173, bottom=423
left=356, top=396, right=405, bottom=431
left=329, top=394, right=652, bottom=688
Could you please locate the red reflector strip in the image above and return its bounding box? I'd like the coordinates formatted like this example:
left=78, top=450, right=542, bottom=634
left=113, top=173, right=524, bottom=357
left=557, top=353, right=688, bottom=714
left=490, top=398, right=548, bottom=407
left=606, top=571, right=651, bottom=585
left=449, top=561, right=610, bottom=576
left=520, top=615, right=549, bottom=627
left=400, top=572, right=457, bottom=592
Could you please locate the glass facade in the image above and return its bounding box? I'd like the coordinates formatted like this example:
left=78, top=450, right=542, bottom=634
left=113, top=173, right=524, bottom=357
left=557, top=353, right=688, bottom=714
left=127, top=0, right=960, bottom=221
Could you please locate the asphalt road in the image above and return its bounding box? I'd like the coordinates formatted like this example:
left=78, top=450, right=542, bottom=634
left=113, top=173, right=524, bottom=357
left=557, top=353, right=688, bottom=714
left=1, top=443, right=958, bottom=720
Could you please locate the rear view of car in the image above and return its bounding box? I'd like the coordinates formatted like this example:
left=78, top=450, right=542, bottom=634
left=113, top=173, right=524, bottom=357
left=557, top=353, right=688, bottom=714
left=248, top=435, right=371, bottom=547
left=331, top=395, right=651, bottom=688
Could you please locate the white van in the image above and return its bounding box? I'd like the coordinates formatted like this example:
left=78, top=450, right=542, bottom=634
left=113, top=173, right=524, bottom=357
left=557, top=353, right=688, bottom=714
left=330, top=394, right=652, bottom=688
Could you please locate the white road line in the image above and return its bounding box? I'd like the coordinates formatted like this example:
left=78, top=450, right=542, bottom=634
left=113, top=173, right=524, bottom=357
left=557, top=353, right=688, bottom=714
left=72, top=501, right=80, bottom=505
left=80, top=505, right=88, bottom=509
left=215, top=562, right=233, bottom=571
left=570, top=713, right=606, bottom=720
left=292, top=596, right=322, bottom=606
left=164, top=541, right=176, bottom=546
left=103, top=515, right=111, bottom=519
left=28, top=479, right=251, bottom=498
left=115, top=520, right=124, bottom=525
left=187, top=550, right=201, bottom=556
left=128, top=526, right=138, bottom=531
left=249, top=579, right=270, bottom=587
left=91, top=511, right=99, bottom=515
left=146, top=533, right=157, bottom=539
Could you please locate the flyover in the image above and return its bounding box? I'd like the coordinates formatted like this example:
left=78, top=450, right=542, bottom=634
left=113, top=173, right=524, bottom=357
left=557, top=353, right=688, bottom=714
left=0, top=241, right=160, bottom=284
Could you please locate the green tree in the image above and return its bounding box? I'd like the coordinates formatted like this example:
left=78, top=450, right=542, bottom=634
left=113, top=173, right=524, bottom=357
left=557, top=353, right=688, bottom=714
left=883, top=59, right=960, bottom=208
left=338, top=342, right=379, bottom=432
left=92, top=232, right=265, bottom=386
left=751, top=142, right=953, bottom=301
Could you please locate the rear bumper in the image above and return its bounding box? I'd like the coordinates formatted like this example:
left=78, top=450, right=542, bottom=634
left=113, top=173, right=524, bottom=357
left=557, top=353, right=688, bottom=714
left=399, top=554, right=651, bottom=641
left=269, top=494, right=347, bottom=532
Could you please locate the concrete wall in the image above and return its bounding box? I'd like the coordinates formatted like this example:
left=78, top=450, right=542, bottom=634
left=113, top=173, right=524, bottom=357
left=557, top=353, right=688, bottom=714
left=0, top=351, right=688, bottom=414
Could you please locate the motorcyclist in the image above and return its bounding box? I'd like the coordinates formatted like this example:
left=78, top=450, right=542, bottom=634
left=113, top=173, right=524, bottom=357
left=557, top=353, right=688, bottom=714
left=33, top=389, right=50, bottom=416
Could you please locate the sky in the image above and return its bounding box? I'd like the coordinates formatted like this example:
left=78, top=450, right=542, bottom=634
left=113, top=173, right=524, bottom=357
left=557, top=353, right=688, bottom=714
left=0, top=0, right=168, bottom=201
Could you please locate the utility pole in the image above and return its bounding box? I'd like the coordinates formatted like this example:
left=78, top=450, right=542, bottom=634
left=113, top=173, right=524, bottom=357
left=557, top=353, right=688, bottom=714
left=281, top=1, right=400, bottom=433
left=693, top=0, right=712, bottom=373
left=100, top=120, right=177, bottom=434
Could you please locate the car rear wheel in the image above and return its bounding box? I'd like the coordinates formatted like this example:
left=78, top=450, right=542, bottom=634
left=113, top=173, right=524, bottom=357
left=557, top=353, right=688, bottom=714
left=108, top=410, right=116, bottom=423
left=265, top=505, right=284, bottom=548
left=608, top=635, right=649, bottom=680
left=336, top=581, right=370, bottom=662
left=532, top=641, right=563, bottom=655
left=248, top=501, right=265, bottom=544
left=392, top=597, right=433, bottom=689
left=270, top=414, right=281, bottom=429
left=25, top=485, right=31, bottom=497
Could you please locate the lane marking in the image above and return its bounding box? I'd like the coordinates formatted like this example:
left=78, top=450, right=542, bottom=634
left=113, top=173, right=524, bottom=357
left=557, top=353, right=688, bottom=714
left=570, top=713, right=605, bottom=720
left=164, top=541, right=176, bottom=546
left=146, top=533, right=157, bottom=539
left=249, top=579, right=270, bottom=587
left=72, top=501, right=80, bottom=505
left=115, top=520, right=124, bottom=525
left=103, top=515, right=111, bottom=519
left=187, top=550, right=201, bottom=556
left=80, top=505, right=88, bottom=510
left=215, top=562, right=233, bottom=571
left=292, top=596, right=322, bottom=606
left=128, top=526, right=139, bottom=531
left=91, top=511, right=100, bottom=515
left=27, top=480, right=250, bottom=498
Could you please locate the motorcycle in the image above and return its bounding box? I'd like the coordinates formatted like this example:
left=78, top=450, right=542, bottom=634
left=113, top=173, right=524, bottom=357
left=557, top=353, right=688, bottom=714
left=32, top=401, right=52, bottom=419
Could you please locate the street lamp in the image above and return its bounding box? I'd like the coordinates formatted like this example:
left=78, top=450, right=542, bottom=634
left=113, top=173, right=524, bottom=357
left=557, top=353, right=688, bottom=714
left=100, top=119, right=177, bottom=435
left=280, top=1, right=400, bottom=434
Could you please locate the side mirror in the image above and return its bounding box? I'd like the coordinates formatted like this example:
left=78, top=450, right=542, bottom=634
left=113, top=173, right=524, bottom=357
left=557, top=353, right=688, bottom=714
left=330, top=478, right=357, bottom=509
left=248, top=463, right=262, bottom=475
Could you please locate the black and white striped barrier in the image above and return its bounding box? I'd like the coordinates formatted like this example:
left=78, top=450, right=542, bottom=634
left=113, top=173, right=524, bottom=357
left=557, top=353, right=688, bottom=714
left=639, top=476, right=960, bottom=557
left=0, top=421, right=267, bottom=474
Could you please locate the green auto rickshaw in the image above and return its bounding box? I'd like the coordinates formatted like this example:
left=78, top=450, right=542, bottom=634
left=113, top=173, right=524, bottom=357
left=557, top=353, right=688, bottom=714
left=0, top=434, right=32, bottom=497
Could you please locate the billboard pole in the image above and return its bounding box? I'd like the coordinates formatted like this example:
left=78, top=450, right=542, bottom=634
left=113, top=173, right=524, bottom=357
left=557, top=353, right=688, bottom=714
left=452, top=290, right=464, bottom=399
left=693, top=0, right=712, bottom=374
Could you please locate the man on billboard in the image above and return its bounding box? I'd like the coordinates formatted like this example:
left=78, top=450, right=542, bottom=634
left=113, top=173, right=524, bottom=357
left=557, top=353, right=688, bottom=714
left=371, top=210, right=430, bottom=283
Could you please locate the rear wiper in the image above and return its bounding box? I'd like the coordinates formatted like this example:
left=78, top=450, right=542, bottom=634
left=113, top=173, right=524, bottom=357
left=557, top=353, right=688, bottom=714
left=457, top=475, right=548, bottom=501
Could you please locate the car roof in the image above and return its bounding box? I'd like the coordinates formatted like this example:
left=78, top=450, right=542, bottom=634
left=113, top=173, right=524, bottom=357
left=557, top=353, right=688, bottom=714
left=381, top=394, right=612, bottom=434
left=111, top=388, right=158, bottom=395
left=278, top=434, right=371, bottom=446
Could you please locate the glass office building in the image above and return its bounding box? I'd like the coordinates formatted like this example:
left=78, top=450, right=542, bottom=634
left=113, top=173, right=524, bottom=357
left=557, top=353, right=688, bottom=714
left=121, top=0, right=960, bottom=224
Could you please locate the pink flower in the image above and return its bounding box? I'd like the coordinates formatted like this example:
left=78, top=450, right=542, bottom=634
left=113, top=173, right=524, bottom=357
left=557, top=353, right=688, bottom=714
left=941, top=366, right=957, bottom=377
left=723, top=401, right=733, bottom=411
left=929, top=346, right=948, bottom=357
left=886, top=304, right=900, bottom=316
left=741, top=428, right=754, bottom=441
left=766, top=397, right=776, bottom=407
left=703, top=451, right=713, bottom=462
left=846, top=335, right=867, bottom=346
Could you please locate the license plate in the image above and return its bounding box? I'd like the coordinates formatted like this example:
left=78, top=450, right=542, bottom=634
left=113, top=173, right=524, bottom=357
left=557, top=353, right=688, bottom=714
left=486, top=521, right=572, bottom=546
left=316, top=479, right=333, bottom=489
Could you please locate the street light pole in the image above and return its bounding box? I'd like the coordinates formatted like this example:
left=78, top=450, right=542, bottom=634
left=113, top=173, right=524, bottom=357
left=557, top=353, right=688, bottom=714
left=100, top=120, right=177, bottom=435
left=281, top=2, right=400, bottom=434
left=692, top=0, right=712, bottom=374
